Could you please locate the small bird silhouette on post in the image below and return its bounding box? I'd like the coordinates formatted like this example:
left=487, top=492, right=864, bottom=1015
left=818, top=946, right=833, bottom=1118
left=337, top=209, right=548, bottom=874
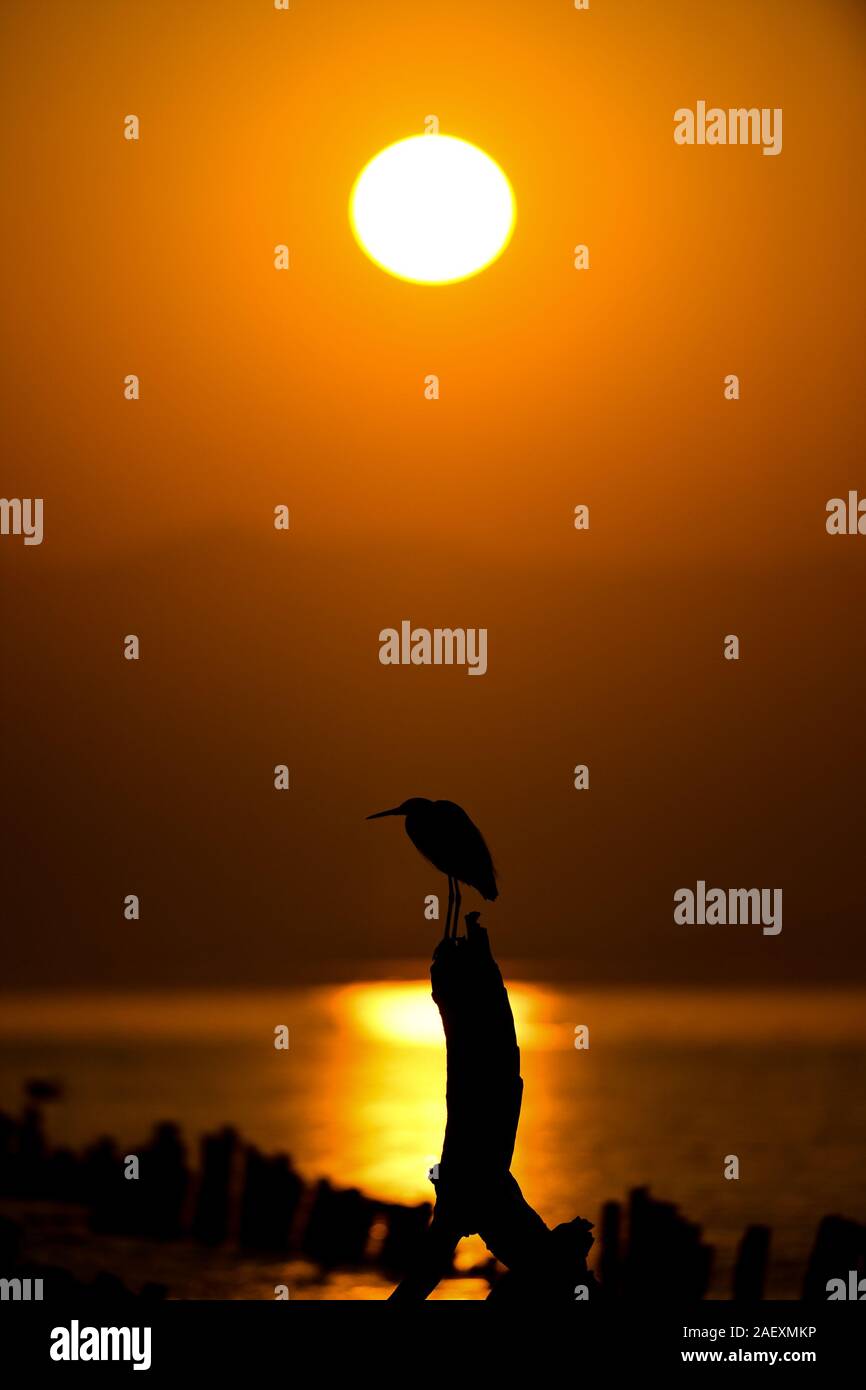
left=366, top=798, right=498, bottom=938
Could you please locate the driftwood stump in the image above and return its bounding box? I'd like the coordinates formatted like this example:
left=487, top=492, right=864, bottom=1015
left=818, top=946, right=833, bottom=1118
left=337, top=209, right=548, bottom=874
left=389, top=912, right=595, bottom=1301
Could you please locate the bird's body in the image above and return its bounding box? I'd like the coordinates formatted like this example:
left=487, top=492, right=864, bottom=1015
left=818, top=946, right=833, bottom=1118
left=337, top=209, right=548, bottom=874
left=404, top=800, right=498, bottom=901
left=367, top=797, right=497, bottom=937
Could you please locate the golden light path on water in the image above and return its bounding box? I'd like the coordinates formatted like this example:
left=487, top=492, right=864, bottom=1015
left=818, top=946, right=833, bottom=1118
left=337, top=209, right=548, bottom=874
left=344, top=980, right=542, bottom=1047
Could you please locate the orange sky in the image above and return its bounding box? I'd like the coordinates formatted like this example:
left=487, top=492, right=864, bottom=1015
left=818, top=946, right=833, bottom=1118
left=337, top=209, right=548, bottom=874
left=1, top=0, right=865, bottom=988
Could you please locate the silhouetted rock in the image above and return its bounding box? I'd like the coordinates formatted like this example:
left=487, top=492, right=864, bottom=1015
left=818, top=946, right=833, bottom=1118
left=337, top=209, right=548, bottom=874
left=239, top=1146, right=303, bottom=1250
left=191, top=1127, right=238, bottom=1245
left=142, top=1122, right=189, bottom=1239
left=623, top=1187, right=713, bottom=1299
left=803, top=1215, right=865, bottom=1300
left=302, top=1179, right=377, bottom=1267
left=733, top=1224, right=771, bottom=1300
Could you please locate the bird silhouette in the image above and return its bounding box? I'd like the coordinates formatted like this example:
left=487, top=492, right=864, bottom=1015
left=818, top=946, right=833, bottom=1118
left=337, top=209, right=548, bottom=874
left=366, top=798, right=497, bottom=938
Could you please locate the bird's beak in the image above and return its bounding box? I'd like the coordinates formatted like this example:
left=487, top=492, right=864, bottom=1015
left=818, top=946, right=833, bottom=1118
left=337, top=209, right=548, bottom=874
left=366, top=807, right=401, bottom=819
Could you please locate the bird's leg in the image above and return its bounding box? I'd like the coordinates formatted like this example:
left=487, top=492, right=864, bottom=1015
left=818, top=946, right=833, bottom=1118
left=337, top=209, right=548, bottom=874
left=453, top=882, right=462, bottom=937
left=445, top=876, right=455, bottom=940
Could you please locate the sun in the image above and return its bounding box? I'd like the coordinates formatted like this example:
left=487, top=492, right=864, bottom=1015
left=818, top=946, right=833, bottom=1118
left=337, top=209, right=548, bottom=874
left=349, top=134, right=516, bottom=286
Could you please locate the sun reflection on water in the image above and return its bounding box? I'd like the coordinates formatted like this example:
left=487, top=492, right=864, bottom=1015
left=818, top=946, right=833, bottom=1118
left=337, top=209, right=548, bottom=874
left=340, top=979, right=543, bottom=1047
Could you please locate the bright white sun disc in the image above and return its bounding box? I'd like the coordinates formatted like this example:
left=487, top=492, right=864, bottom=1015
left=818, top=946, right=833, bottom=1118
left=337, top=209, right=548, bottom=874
left=350, top=134, right=516, bottom=285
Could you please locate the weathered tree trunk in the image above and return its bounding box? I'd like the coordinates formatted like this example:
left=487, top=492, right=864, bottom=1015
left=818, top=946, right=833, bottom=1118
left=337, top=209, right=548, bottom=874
left=389, top=913, right=594, bottom=1301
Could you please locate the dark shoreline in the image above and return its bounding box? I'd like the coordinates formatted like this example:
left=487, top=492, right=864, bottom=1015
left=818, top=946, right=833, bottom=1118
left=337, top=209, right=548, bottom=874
left=1, top=1092, right=862, bottom=1302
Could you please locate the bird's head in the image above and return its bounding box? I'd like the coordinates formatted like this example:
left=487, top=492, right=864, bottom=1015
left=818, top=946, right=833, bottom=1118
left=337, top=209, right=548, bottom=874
left=366, top=797, right=430, bottom=820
